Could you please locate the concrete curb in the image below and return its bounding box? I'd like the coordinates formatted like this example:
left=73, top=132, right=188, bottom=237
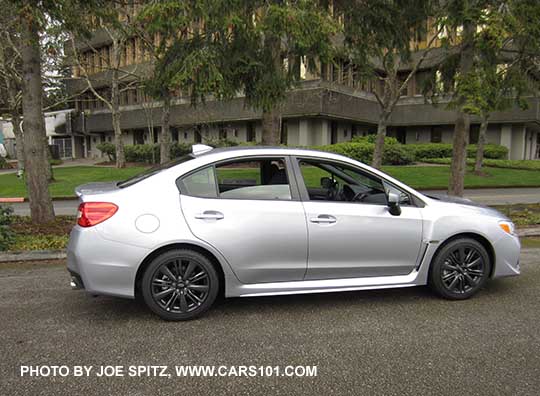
left=0, top=250, right=67, bottom=263
left=517, top=227, right=540, bottom=237
left=1, top=227, right=539, bottom=263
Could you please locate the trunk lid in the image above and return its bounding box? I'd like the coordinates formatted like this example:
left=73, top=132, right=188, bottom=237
left=75, top=182, right=119, bottom=198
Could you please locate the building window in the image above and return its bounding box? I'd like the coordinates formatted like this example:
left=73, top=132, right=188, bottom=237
left=281, top=120, right=288, bottom=145
left=469, top=125, right=480, bottom=144
left=184, top=132, right=188, bottom=140
left=246, top=122, right=255, bottom=142
left=431, top=127, right=443, bottom=143
left=219, top=124, right=227, bottom=140
left=331, top=121, right=338, bottom=144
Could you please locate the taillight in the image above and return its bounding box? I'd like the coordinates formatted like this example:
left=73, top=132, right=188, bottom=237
left=77, top=202, right=118, bottom=227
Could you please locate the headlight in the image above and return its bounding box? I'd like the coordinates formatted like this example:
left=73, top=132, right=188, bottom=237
left=499, top=220, right=516, bottom=235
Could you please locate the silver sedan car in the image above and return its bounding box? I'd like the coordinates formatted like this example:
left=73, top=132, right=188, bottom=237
left=68, top=145, right=520, bottom=320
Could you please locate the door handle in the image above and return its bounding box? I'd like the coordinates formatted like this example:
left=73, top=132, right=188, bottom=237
left=310, top=215, right=337, bottom=224
left=195, top=211, right=224, bottom=220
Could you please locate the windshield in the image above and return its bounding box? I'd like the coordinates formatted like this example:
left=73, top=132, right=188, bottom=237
left=117, top=154, right=195, bottom=188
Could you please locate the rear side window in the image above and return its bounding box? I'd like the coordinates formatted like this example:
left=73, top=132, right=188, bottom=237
left=179, top=166, right=218, bottom=198
left=178, top=157, right=292, bottom=200
left=215, top=158, right=291, bottom=200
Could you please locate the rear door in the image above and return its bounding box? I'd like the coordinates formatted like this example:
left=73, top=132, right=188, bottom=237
left=178, top=156, right=308, bottom=284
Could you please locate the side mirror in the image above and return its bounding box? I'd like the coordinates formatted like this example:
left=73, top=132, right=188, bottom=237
left=387, top=192, right=401, bottom=216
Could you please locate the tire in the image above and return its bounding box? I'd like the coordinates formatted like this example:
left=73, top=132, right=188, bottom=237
left=141, top=249, right=219, bottom=320
left=429, top=238, right=491, bottom=300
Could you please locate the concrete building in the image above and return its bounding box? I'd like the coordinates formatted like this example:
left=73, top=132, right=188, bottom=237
left=60, top=7, right=540, bottom=161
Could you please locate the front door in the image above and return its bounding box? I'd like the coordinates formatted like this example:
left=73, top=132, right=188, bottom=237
left=295, top=158, right=423, bottom=280
left=179, top=157, right=308, bottom=284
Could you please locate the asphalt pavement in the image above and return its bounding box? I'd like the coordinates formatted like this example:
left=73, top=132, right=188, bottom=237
left=1, top=249, right=539, bottom=395
left=4, top=187, right=540, bottom=216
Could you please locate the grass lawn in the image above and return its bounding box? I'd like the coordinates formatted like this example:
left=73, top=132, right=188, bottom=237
left=2, top=164, right=540, bottom=198
left=383, top=165, right=540, bottom=190
left=0, top=166, right=147, bottom=198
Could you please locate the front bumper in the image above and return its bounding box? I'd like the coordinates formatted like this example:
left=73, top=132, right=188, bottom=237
left=492, top=233, right=521, bottom=278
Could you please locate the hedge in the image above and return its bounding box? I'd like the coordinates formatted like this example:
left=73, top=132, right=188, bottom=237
left=409, top=143, right=508, bottom=160
left=97, top=140, right=509, bottom=166
left=97, top=142, right=191, bottom=163
left=423, top=157, right=540, bottom=171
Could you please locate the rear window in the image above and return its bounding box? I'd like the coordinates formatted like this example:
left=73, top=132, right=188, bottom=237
left=117, top=154, right=194, bottom=188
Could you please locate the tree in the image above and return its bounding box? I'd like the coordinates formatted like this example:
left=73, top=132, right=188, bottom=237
left=69, top=14, right=132, bottom=168
left=140, top=0, right=337, bottom=146
left=0, top=7, right=24, bottom=174
left=342, top=0, right=440, bottom=169
left=427, top=1, right=540, bottom=194
left=17, top=2, right=55, bottom=223
left=10, top=0, right=109, bottom=223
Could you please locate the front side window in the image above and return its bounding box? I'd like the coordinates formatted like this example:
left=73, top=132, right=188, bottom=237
left=298, top=159, right=386, bottom=205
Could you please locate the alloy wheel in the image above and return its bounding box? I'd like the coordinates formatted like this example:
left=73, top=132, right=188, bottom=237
left=441, top=245, right=486, bottom=294
left=151, top=258, right=210, bottom=313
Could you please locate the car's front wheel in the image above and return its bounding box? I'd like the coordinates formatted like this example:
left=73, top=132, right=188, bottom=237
left=429, top=238, right=491, bottom=300
left=141, top=249, right=219, bottom=320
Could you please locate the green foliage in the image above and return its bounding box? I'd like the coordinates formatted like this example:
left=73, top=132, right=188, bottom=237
left=10, top=235, right=69, bottom=251
left=422, top=157, right=540, bottom=171
left=0, top=205, right=15, bottom=251
left=351, top=135, right=399, bottom=145
left=202, top=137, right=239, bottom=148
left=96, top=142, right=116, bottom=161
left=313, top=142, right=415, bottom=165
left=409, top=143, right=508, bottom=160
left=313, top=141, right=507, bottom=165
left=139, top=0, right=338, bottom=113
left=0, top=156, right=10, bottom=169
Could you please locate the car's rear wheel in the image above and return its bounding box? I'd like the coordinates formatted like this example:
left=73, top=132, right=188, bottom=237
left=141, top=249, right=219, bottom=320
left=429, top=238, right=491, bottom=300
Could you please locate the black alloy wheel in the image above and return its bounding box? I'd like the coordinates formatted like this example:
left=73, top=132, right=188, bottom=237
left=429, top=238, right=491, bottom=300
left=142, top=249, right=219, bottom=320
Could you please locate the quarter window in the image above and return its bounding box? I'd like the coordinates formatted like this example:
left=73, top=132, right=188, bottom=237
left=180, top=166, right=218, bottom=198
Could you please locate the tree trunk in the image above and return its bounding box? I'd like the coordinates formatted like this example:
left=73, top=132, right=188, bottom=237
left=160, top=93, right=171, bottom=164
left=371, top=112, right=389, bottom=169
left=261, top=33, right=282, bottom=146
left=474, top=115, right=489, bottom=174
left=111, top=65, right=125, bottom=168
left=261, top=108, right=281, bottom=145
left=449, top=20, right=476, bottom=197
left=449, top=112, right=470, bottom=196
left=43, top=134, right=53, bottom=181
left=19, top=12, right=55, bottom=223
left=10, top=110, right=25, bottom=173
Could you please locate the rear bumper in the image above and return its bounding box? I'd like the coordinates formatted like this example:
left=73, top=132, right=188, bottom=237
left=67, top=226, right=151, bottom=298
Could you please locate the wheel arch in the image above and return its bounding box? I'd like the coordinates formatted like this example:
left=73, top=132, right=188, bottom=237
left=430, top=232, right=496, bottom=278
left=134, top=242, right=226, bottom=299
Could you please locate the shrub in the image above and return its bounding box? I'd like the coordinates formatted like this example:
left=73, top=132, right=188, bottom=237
left=468, top=144, right=508, bottom=159
left=96, top=142, right=116, bottom=161
left=0, top=206, right=15, bottom=251
left=409, top=143, right=508, bottom=160
left=382, top=144, right=415, bottom=165
left=170, top=143, right=191, bottom=159
left=351, top=135, right=399, bottom=145
left=313, top=142, right=414, bottom=165
left=203, top=137, right=240, bottom=148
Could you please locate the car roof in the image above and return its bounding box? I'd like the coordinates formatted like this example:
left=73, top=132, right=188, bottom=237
left=195, top=145, right=327, bottom=157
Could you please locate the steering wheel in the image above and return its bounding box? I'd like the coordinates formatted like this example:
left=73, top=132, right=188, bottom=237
left=352, top=191, right=368, bottom=202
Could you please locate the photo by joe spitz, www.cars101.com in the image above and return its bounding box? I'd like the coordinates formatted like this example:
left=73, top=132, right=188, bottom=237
left=67, top=144, right=520, bottom=320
